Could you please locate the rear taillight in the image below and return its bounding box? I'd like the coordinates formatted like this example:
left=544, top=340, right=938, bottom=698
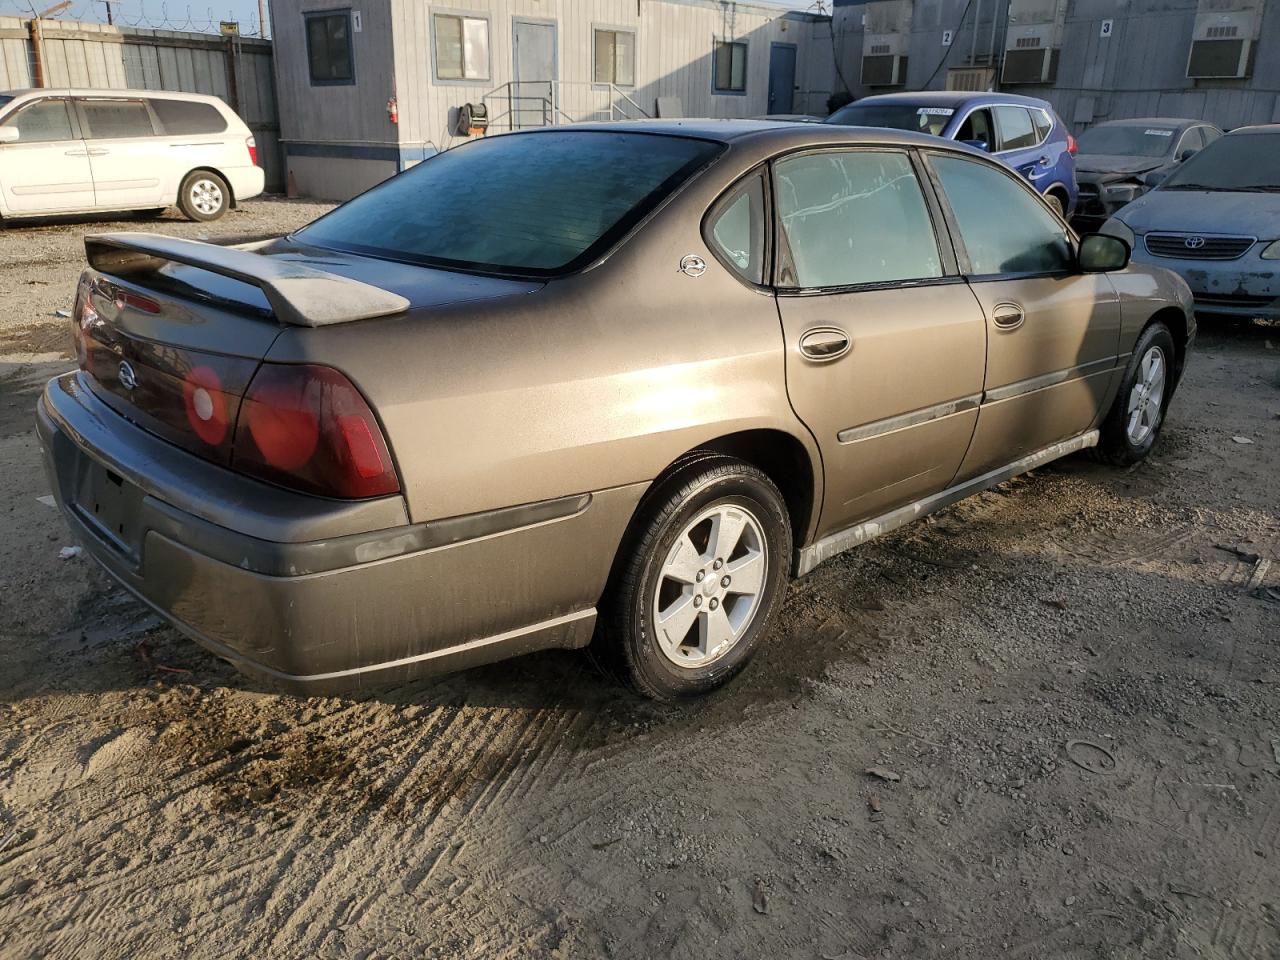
left=233, top=363, right=400, bottom=499
left=1067, top=134, right=1078, bottom=155
left=246, top=135, right=258, bottom=166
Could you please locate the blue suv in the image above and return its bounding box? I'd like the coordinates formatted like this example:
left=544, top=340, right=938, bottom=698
left=826, top=91, right=1078, bottom=218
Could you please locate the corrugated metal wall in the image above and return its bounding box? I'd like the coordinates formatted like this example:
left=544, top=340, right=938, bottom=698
left=831, top=0, right=1280, bottom=130
left=0, top=16, right=282, bottom=189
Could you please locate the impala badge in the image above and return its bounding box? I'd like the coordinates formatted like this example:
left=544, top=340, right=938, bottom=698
left=118, top=360, right=138, bottom=391
left=679, top=254, right=707, bottom=278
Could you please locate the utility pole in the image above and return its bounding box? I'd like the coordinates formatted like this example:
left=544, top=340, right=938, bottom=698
left=258, top=0, right=267, bottom=37
left=27, top=0, right=72, bottom=88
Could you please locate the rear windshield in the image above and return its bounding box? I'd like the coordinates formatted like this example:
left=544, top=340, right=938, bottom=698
left=826, top=103, right=954, bottom=136
left=1161, top=132, right=1280, bottom=192
left=1078, top=124, right=1176, bottom=158
left=295, top=131, right=723, bottom=276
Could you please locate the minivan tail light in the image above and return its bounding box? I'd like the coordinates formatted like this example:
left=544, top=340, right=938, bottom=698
left=1067, top=134, right=1078, bottom=155
left=233, top=363, right=400, bottom=499
left=246, top=135, right=258, bottom=166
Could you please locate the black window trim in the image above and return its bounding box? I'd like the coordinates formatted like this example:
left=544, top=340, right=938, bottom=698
left=305, top=7, right=356, bottom=87
left=920, top=146, right=1081, bottom=283
left=766, top=144, right=962, bottom=296
left=73, top=96, right=158, bottom=140
left=700, top=164, right=774, bottom=292
left=3, top=94, right=83, bottom=141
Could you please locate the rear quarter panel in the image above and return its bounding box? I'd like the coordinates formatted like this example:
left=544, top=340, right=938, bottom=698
left=265, top=154, right=820, bottom=532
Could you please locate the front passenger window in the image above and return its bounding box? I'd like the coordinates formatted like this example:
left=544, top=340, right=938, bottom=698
left=8, top=99, right=75, bottom=142
left=773, top=151, right=942, bottom=289
left=930, top=154, right=1073, bottom=277
left=955, top=109, right=994, bottom=151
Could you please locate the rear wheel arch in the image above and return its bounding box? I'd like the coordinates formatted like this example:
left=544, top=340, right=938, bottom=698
left=1045, top=184, right=1069, bottom=214
left=603, top=429, right=820, bottom=601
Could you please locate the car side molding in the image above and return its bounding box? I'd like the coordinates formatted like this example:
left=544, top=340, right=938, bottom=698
left=796, top=429, right=1101, bottom=576
left=84, top=232, right=411, bottom=327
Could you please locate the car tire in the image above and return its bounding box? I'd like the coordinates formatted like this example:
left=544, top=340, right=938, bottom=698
left=603, top=454, right=792, bottom=700
left=1045, top=192, right=1065, bottom=217
left=178, top=170, right=231, bottom=222
left=1094, top=322, right=1176, bottom=465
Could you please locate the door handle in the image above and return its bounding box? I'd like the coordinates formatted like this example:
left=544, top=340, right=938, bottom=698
left=992, top=302, right=1025, bottom=330
left=87, top=148, right=109, bottom=156
left=798, top=326, right=851, bottom=361
left=64, top=149, right=89, bottom=157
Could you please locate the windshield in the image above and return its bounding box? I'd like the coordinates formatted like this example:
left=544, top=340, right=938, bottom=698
left=1078, top=124, right=1177, bottom=157
left=825, top=103, right=954, bottom=136
left=295, top=131, right=722, bottom=276
left=1161, top=132, right=1280, bottom=192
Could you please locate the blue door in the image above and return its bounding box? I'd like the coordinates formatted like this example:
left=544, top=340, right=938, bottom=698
left=768, top=43, right=797, bottom=114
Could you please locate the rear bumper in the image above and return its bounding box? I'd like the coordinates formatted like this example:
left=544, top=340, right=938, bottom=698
left=38, top=372, right=640, bottom=694
left=225, top=165, right=266, bottom=203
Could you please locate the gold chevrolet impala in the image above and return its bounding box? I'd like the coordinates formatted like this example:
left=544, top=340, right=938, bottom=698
left=38, top=121, right=1194, bottom=699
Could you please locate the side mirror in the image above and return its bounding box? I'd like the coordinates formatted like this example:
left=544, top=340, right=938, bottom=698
left=1144, top=168, right=1169, bottom=188
left=0, top=126, right=19, bottom=144
left=959, top=138, right=991, bottom=153
left=1178, top=147, right=1198, bottom=162
left=1079, top=233, right=1131, bottom=273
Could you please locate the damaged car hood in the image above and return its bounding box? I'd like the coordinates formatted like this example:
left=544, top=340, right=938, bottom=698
left=1075, top=154, right=1166, bottom=178
left=1113, top=189, right=1280, bottom=237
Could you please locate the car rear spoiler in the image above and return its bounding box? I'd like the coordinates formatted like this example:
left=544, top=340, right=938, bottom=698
left=84, top=232, right=411, bottom=327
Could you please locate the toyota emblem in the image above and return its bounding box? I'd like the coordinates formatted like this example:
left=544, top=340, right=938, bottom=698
left=118, top=360, right=138, bottom=391
left=1184, top=236, right=1206, bottom=249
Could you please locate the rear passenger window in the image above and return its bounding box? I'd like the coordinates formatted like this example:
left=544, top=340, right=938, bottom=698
left=9, top=99, right=74, bottom=142
left=930, top=154, right=1073, bottom=276
left=773, top=151, right=943, bottom=289
left=80, top=100, right=154, bottom=139
left=707, top=174, right=766, bottom=284
left=995, top=106, right=1039, bottom=150
left=1032, top=109, right=1053, bottom=144
left=149, top=99, right=228, bottom=136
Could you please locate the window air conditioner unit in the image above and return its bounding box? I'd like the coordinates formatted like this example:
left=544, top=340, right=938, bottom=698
left=861, top=0, right=912, bottom=86
left=862, top=37, right=908, bottom=86
left=1187, top=7, right=1257, bottom=78
left=1001, top=0, right=1065, bottom=84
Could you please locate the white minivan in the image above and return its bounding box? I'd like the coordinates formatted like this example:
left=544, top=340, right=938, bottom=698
left=0, top=88, right=264, bottom=222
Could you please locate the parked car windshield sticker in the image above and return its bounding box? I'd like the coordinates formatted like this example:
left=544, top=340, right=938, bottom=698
left=917, top=107, right=955, bottom=116
left=1143, top=129, right=1174, bottom=136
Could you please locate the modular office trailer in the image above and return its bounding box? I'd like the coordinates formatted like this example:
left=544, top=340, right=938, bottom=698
left=270, top=0, right=836, bottom=200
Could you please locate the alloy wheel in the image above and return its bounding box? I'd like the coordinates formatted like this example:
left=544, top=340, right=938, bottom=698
left=189, top=179, right=224, bottom=217
left=1126, top=344, right=1166, bottom=445
left=651, top=503, right=768, bottom=668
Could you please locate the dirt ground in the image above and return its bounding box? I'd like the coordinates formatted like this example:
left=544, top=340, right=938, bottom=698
left=1, top=200, right=1278, bottom=960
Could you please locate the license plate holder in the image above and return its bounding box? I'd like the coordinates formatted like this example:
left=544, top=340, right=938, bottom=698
left=73, top=458, right=145, bottom=563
